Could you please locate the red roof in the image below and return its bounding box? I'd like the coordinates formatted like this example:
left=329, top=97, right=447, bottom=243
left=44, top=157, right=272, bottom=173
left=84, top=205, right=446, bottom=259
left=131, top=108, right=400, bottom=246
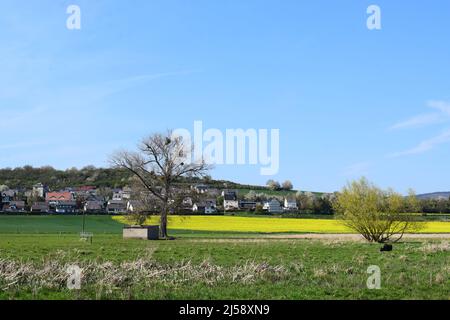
left=46, top=192, right=73, bottom=202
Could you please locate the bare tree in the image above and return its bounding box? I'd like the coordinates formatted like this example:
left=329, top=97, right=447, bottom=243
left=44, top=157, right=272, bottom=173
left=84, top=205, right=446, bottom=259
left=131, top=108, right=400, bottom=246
left=127, top=176, right=160, bottom=226
left=110, top=131, right=211, bottom=239
left=266, top=180, right=280, bottom=191
left=282, top=180, right=293, bottom=191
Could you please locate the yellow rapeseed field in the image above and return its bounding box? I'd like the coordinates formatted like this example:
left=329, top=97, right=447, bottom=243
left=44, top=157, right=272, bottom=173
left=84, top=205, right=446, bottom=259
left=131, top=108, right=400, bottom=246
left=112, top=215, right=450, bottom=234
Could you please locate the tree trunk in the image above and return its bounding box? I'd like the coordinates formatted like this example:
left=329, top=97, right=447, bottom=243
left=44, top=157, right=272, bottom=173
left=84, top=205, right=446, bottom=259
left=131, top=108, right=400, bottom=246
left=159, top=204, right=168, bottom=239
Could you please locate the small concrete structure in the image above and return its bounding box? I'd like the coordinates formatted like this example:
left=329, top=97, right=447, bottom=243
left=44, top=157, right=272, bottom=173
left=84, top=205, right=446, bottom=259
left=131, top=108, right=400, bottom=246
left=123, top=226, right=159, bottom=240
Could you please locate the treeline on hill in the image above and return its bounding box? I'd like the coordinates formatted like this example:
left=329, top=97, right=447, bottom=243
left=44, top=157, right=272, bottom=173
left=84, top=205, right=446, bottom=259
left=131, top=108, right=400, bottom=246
left=0, top=166, right=132, bottom=190
left=0, top=166, right=271, bottom=192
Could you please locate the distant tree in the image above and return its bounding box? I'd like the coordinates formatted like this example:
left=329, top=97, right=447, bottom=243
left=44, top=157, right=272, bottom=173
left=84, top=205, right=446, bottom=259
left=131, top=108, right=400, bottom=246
left=402, top=188, right=420, bottom=213
left=282, top=180, right=293, bottom=191
left=127, top=177, right=159, bottom=225
left=203, top=175, right=212, bottom=184
left=266, top=180, right=281, bottom=191
left=216, top=195, right=224, bottom=210
left=333, top=177, right=422, bottom=243
left=97, top=187, right=113, bottom=201
left=296, top=191, right=315, bottom=211
left=26, top=193, right=37, bottom=207
left=254, top=192, right=268, bottom=202
left=312, top=196, right=333, bottom=215
left=255, top=204, right=265, bottom=214
left=75, top=194, right=87, bottom=211
left=245, top=190, right=257, bottom=201
left=82, top=165, right=97, bottom=171
left=436, top=199, right=447, bottom=214
left=110, top=130, right=211, bottom=239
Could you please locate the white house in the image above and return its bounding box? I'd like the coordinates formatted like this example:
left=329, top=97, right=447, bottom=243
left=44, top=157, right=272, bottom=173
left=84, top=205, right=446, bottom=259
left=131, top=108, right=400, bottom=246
left=32, top=183, right=46, bottom=198
left=263, top=199, right=283, bottom=213
left=222, top=190, right=239, bottom=211
left=193, top=199, right=217, bottom=214
left=112, top=191, right=123, bottom=201
left=112, top=187, right=132, bottom=201
left=284, top=198, right=298, bottom=211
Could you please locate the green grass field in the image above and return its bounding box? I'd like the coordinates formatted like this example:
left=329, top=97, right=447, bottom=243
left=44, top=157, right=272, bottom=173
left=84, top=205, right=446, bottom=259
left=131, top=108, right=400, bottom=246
left=2, top=215, right=450, bottom=235
left=0, top=215, right=123, bottom=234
left=0, top=215, right=448, bottom=300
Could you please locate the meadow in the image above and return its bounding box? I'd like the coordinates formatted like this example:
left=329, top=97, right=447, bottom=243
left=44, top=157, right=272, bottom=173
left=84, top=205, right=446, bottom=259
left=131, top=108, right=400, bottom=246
left=0, top=215, right=448, bottom=300
left=1, top=214, right=449, bottom=235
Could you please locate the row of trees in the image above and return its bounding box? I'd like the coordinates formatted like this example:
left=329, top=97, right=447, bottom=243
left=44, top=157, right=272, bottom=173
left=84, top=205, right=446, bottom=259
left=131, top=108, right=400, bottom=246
left=420, top=198, right=450, bottom=214
left=266, top=180, right=293, bottom=191
left=0, top=166, right=131, bottom=190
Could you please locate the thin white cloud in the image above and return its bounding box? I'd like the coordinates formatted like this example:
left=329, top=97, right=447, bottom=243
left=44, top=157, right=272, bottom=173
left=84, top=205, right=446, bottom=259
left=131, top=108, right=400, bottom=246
left=341, top=161, right=371, bottom=176
left=428, top=100, right=450, bottom=115
left=96, top=70, right=200, bottom=99
left=0, top=141, right=48, bottom=150
left=389, top=113, right=443, bottom=130
left=389, top=100, right=450, bottom=130
left=0, top=106, right=49, bottom=130
left=388, top=129, right=450, bottom=158
left=1, top=70, right=198, bottom=131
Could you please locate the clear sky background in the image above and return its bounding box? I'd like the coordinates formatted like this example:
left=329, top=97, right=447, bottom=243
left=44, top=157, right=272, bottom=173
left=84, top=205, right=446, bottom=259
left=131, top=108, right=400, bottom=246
left=1, top=0, right=450, bottom=193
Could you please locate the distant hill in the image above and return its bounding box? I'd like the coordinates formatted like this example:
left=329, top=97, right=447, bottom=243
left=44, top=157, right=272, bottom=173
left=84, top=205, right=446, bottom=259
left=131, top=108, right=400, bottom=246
left=416, top=192, right=450, bottom=200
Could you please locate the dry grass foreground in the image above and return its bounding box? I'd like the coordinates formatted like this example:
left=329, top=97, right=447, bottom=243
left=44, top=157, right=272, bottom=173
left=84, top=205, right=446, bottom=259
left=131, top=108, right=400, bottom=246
left=0, top=237, right=448, bottom=299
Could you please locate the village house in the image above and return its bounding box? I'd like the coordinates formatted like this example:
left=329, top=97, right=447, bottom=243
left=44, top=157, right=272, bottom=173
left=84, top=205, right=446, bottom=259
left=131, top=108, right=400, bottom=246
left=107, top=200, right=127, bottom=214
left=4, top=200, right=26, bottom=212
left=55, top=201, right=78, bottom=214
left=32, top=183, right=48, bottom=198
left=192, top=199, right=217, bottom=214
left=284, top=198, right=298, bottom=211
left=263, top=199, right=283, bottom=213
left=31, top=202, right=50, bottom=213
left=84, top=200, right=105, bottom=213
left=122, top=186, right=132, bottom=199
left=112, top=191, right=122, bottom=201
left=1, top=194, right=10, bottom=210
left=239, top=200, right=257, bottom=211
left=46, top=191, right=74, bottom=204
left=222, top=190, right=239, bottom=211
left=127, top=200, right=145, bottom=213
left=1, top=190, right=16, bottom=204
left=74, top=186, right=97, bottom=199
left=112, top=187, right=132, bottom=201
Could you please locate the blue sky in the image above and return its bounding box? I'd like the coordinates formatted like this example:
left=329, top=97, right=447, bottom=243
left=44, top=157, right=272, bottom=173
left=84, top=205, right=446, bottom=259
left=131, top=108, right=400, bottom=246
left=1, top=0, right=450, bottom=193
